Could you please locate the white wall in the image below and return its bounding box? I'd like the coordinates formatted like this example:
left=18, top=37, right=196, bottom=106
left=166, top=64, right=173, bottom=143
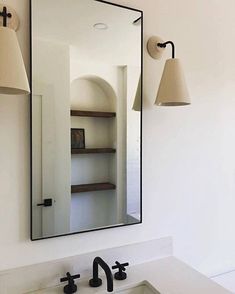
left=0, top=0, right=235, bottom=277
left=125, top=66, right=141, bottom=217
left=32, top=39, right=71, bottom=238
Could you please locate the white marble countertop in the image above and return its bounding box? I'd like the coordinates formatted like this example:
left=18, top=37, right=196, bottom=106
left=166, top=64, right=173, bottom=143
left=27, top=257, right=232, bottom=294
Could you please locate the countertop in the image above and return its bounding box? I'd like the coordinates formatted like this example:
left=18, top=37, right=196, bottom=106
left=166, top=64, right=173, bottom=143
left=27, top=257, right=232, bottom=294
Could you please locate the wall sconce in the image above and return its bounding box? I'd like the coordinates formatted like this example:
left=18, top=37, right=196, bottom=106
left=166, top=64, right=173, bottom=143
left=147, top=36, right=190, bottom=106
left=0, top=4, right=30, bottom=95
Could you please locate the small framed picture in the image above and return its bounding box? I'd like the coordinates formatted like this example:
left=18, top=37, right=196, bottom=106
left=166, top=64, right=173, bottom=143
left=71, top=128, right=85, bottom=149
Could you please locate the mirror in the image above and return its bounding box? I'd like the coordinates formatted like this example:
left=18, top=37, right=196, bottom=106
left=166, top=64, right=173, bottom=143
left=30, top=0, right=143, bottom=240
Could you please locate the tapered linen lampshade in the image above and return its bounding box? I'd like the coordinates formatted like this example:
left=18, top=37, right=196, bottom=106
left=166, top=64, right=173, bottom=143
left=132, top=76, right=141, bottom=111
left=155, top=58, right=190, bottom=106
left=0, top=26, right=30, bottom=95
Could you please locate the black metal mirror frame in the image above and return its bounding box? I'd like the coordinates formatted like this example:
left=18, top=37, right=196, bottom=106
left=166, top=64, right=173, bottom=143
left=30, top=0, right=143, bottom=240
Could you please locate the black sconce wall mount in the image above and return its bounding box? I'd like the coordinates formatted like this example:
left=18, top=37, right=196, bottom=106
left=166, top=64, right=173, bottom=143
left=0, top=4, right=19, bottom=31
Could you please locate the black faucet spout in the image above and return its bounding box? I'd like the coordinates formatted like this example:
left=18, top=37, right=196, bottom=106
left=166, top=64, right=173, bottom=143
left=89, top=257, right=113, bottom=292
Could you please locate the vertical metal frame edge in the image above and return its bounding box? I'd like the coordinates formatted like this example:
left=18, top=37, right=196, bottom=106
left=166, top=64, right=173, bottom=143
left=30, top=0, right=143, bottom=240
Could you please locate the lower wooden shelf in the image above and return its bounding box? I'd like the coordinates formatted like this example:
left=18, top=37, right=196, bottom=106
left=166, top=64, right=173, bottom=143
left=71, top=110, right=116, bottom=118
left=71, top=148, right=116, bottom=154
left=71, top=182, right=116, bottom=194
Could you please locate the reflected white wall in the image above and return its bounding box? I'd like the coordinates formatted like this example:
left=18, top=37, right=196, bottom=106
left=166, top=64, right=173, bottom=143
left=32, top=39, right=71, bottom=238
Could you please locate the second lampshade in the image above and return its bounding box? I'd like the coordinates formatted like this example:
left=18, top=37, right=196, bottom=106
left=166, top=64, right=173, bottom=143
left=147, top=36, right=190, bottom=106
left=155, top=58, right=190, bottom=106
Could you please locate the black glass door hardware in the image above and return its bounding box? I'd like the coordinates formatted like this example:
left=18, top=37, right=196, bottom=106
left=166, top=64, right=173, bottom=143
left=37, top=198, right=53, bottom=207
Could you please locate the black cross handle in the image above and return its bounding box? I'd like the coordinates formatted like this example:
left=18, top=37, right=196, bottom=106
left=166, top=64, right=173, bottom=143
left=60, top=272, right=81, bottom=283
left=60, top=272, right=80, bottom=294
left=112, top=261, right=129, bottom=280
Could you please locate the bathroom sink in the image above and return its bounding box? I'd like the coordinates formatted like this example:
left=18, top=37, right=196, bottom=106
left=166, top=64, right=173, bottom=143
left=113, top=282, right=160, bottom=294
left=29, top=282, right=160, bottom=294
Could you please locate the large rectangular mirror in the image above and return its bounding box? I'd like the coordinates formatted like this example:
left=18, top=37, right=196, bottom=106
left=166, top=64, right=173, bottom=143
left=30, top=0, right=143, bottom=240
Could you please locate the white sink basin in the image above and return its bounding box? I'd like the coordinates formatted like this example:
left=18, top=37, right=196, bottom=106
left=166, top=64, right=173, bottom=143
left=29, top=281, right=160, bottom=294
left=113, top=282, right=160, bottom=294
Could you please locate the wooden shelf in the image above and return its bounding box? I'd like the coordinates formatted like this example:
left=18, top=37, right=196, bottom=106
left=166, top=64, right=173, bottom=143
left=71, top=110, right=116, bottom=118
left=71, top=182, right=116, bottom=194
left=71, top=148, right=116, bottom=154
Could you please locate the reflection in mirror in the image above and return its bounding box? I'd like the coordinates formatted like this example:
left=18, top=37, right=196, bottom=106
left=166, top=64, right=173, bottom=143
left=31, top=0, right=142, bottom=240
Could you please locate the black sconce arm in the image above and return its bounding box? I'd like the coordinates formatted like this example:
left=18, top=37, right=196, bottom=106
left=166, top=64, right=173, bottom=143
left=157, top=41, right=175, bottom=59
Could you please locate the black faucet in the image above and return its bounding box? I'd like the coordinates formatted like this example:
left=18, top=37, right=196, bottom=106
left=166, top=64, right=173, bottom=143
left=89, top=257, right=113, bottom=292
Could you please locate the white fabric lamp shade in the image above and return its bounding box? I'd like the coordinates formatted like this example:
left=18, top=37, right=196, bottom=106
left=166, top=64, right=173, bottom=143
left=132, top=76, right=141, bottom=111
left=0, top=26, right=30, bottom=95
left=155, top=58, right=190, bottom=106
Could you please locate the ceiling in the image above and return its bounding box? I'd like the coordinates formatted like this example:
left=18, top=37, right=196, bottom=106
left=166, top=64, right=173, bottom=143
left=32, top=0, right=142, bottom=66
